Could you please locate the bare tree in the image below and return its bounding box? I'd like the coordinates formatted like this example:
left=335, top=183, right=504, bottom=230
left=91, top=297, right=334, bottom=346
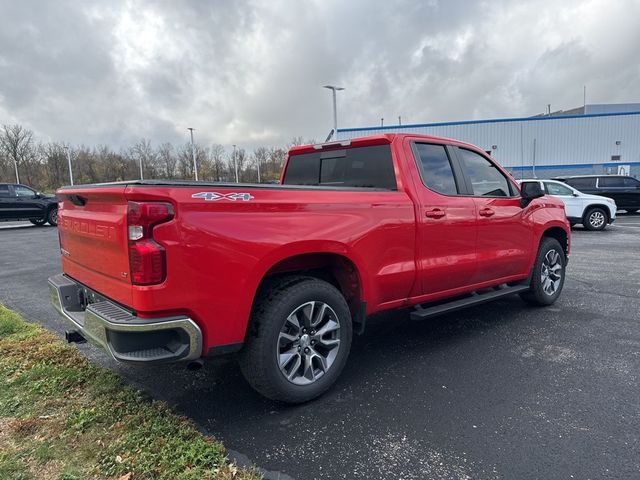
left=41, top=142, right=68, bottom=188
left=0, top=123, right=310, bottom=190
left=252, top=147, right=270, bottom=183
left=131, top=139, right=158, bottom=179
left=228, top=147, right=250, bottom=182
left=177, top=143, right=193, bottom=179
left=157, top=143, right=177, bottom=179
left=210, top=144, right=226, bottom=182
left=0, top=124, right=37, bottom=184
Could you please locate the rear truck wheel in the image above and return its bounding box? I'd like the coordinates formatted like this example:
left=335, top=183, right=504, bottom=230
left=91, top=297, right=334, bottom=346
left=30, top=217, right=47, bottom=226
left=520, top=237, right=566, bottom=306
left=583, top=207, right=607, bottom=231
left=240, top=276, right=352, bottom=403
left=47, top=207, right=58, bottom=226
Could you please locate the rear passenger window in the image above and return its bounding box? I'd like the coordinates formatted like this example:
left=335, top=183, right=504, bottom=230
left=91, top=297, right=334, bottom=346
left=599, top=177, right=625, bottom=188
left=458, top=148, right=512, bottom=197
left=0, top=185, right=9, bottom=197
left=283, top=145, right=397, bottom=190
left=414, top=143, right=458, bottom=195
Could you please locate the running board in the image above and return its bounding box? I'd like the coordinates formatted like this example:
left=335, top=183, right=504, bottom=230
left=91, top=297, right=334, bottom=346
left=410, top=284, right=530, bottom=321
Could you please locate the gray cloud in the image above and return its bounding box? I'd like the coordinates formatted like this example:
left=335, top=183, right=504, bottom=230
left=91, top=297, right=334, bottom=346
left=0, top=0, right=638, bottom=150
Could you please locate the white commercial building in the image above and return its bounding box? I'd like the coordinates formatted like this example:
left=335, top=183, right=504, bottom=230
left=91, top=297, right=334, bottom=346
left=336, top=104, right=640, bottom=178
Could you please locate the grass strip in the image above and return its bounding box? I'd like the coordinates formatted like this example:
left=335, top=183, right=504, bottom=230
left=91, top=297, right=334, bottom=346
left=0, top=305, right=261, bottom=480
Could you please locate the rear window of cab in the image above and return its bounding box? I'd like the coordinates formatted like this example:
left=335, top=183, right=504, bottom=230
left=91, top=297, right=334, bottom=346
left=283, top=145, right=397, bottom=190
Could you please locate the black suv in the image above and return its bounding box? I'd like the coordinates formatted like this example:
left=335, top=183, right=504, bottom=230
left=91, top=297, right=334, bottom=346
left=0, top=183, right=58, bottom=226
left=553, top=175, right=640, bottom=213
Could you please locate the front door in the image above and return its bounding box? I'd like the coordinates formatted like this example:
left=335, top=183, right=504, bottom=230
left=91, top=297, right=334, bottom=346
left=543, top=181, right=581, bottom=220
left=454, top=147, right=533, bottom=284
left=12, top=185, right=42, bottom=218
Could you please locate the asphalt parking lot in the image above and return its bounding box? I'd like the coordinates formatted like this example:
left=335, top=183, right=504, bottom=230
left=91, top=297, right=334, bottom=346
left=1, top=216, right=639, bottom=480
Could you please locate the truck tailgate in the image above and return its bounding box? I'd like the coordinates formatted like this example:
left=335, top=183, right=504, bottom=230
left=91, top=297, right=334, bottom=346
left=57, top=186, right=132, bottom=306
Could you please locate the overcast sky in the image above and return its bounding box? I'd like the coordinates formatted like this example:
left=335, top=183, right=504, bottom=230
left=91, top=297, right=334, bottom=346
left=1, top=0, right=639, bottom=150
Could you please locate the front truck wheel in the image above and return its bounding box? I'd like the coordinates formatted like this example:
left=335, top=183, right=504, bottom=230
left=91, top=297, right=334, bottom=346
left=240, top=276, right=353, bottom=403
left=520, top=237, right=566, bottom=306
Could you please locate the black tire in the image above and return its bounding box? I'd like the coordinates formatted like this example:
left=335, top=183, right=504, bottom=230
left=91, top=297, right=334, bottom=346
left=239, top=276, right=352, bottom=403
left=29, top=218, right=47, bottom=226
left=520, top=237, right=566, bottom=306
left=583, top=207, right=607, bottom=231
left=47, top=207, right=58, bottom=226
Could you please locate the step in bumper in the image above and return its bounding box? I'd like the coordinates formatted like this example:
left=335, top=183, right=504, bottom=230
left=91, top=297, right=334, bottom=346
left=48, top=274, right=202, bottom=364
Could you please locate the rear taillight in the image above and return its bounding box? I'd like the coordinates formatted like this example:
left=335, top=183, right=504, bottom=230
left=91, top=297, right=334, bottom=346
left=127, top=201, right=174, bottom=285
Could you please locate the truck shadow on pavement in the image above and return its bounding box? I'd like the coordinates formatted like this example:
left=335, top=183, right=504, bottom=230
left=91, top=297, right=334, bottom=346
left=118, top=295, right=532, bottom=429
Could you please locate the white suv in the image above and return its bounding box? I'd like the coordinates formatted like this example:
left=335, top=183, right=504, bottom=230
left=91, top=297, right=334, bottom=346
left=520, top=179, right=617, bottom=231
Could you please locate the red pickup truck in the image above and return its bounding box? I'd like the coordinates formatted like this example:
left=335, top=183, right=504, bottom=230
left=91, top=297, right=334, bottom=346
left=49, top=134, right=570, bottom=403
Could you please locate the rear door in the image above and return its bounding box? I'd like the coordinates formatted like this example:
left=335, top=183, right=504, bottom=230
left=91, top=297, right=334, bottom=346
left=409, top=141, right=478, bottom=295
left=454, top=147, right=532, bottom=284
left=0, top=184, right=16, bottom=219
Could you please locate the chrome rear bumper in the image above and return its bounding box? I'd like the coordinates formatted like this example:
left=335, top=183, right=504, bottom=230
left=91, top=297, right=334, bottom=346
left=48, top=274, right=202, bottom=364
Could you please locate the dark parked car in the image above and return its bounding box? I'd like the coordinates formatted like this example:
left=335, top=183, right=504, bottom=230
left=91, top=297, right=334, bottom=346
left=552, top=175, right=640, bottom=213
left=0, top=183, right=58, bottom=226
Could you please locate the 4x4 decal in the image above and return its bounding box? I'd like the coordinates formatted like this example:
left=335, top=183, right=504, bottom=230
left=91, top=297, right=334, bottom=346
left=191, top=192, right=254, bottom=202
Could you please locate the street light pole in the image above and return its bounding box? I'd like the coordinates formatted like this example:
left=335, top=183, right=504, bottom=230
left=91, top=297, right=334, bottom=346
left=256, top=158, right=261, bottom=183
left=138, top=150, right=144, bottom=180
left=13, top=158, right=20, bottom=184
left=232, top=144, right=238, bottom=183
left=323, top=85, right=344, bottom=139
left=64, top=146, right=74, bottom=185
left=188, top=128, right=198, bottom=181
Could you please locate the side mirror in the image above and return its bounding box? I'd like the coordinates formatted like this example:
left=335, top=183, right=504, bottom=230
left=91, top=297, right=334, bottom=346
left=520, top=182, right=544, bottom=208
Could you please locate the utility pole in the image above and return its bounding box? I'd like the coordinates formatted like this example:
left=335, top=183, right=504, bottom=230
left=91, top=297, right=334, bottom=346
left=64, top=145, right=74, bottom=185
left=232, top=144, right=238, bottom=183
left=256, top=158, right=261, bottom=183
left=323, top=85, right=344, bottom=140
left=381, top=118, right=384, bottom=127
left=398, top=116, right=402, bottom=126
left=188, top=128, right=198, bottom=181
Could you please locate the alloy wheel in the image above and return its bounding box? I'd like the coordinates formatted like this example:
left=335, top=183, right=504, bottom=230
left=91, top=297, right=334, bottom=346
left=277, top=301, right=341, bottom=385
left=541, top=249, right=563, bottom=296
left=589, top=210, right=605, bottom=229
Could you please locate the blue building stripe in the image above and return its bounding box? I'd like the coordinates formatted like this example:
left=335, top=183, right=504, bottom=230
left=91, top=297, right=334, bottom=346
left=509, top=161, right=640, bottom=171
left=338, top=110, right=640, bottom=133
